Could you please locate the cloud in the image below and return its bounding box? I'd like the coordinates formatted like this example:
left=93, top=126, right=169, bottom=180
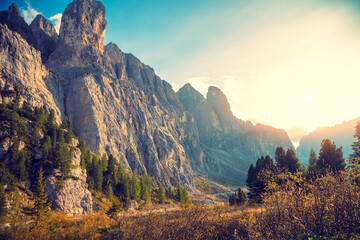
left=20, top=0, right=41, bottom=24
left=49, top=13, right=62, bottom=33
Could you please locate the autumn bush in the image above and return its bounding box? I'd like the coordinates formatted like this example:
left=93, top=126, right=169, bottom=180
left=255, top=171, right=360, bottom=239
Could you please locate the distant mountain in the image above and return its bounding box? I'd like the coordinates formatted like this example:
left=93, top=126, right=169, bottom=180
left=296, top=117, right=360, bottom=164
left=177, top=84, right=293, bottom=185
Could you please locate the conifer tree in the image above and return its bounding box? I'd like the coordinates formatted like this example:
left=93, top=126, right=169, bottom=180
left=349, top=122, right=360, bottom=182
left=247, top=155, right=275, bottom=203
left=25, top=167, right=51, bottom=218
left=157, top=183, right=166, bottom=203
left=116, top=176, right=130, bottom=206
left=283, top=148, right=301, bottom=173
left=18, top=151, right=29, bottom=181
left=92, top=158, right=104, bottom=192
left=130, top=172, right=140, bottom=201
left=236, top=188, right=247, bottom=205
left=275, top=147, right=286, bottom=170
left=317, top=139, right=345, bottom=174
left=351, top=122, right=360, bottom=160
left=306, top=148, right=318, bottom=178
left=140, top=174, right=152, bottom=202
left=0, top=185, right=7, bottom=221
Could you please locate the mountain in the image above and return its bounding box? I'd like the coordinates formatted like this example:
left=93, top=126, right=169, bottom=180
left=177, top=84, right=293, bottom=184
left=296, top=117, right=360, bottom=164
left=0, top=0, right=293, bottom=193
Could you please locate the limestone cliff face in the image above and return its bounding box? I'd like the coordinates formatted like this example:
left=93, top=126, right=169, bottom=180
left=57, top=0, right=106, bottom=58
left=30, top=14, right=58, bottom=62
left=178, top=84, right=293, bottom=184
left=45, top=142, right=93, bottom=216
left=0, top=23, right=62, bottom=121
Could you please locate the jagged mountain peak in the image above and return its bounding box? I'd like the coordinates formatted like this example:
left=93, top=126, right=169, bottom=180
left=58, top=0, right=107, bottom=54
left=206, top=86, right=235, bottom=126
left=177, top=83, right=205, bottom=102
left=8, top=3, right=20, bottom=16
left=30, top=14, right=58, bottom=62
left=30, top=14, right=57, bottom=38
left=0, top=2, right=36, bottom=47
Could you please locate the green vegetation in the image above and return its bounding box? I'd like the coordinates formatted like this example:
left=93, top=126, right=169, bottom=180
left=23, top=167, right=51, bottom=219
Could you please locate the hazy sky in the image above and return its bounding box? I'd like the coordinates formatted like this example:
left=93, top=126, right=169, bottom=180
left=2, top=0, right=360, bottom=143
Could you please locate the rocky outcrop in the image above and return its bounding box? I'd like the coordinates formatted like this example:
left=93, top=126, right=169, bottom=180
left=60, top=0, right=106, bottom=53
left=30, top=14, right=58, bottom=62
left=296, top=117, right=359, bottom=164
left=0, top=23, right=62, bottom=121
left=45, top=145, right=93, bottom=216
left=178, top=84, right=293, bottom=185
left=0, top=3, right=36, bottom=47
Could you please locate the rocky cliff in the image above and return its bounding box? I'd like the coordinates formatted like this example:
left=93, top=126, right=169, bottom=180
left=0, top=23, right=62, bottom=122
left=30, top=14, right=58, bottom=62
left=0, top=0, right=293, bottom=194
left=296, top=117, right=360, bottom=164
left=45, top=140, right=93, bottom=216
left=178, top=84, right=293, bottom=184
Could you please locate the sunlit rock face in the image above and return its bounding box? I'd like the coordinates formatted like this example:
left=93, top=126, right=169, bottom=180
left=0, top=23, right=62, bottom=122
left=59, top=0, right=106, bottom=53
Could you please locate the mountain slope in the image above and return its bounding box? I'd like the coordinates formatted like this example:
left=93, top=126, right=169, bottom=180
left=296, top=117, right=360, bottom=164
left=177, top=84, right=293, bottom=185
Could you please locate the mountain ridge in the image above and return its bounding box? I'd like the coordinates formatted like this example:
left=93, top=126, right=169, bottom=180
left=296, top=117, right=360, bottom=164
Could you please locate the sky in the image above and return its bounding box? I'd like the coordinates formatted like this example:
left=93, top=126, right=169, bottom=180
left=1, top=0, right=360, bottom=146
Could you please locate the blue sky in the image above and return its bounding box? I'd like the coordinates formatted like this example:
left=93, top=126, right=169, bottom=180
left=2, top=0, right=360, bottom=145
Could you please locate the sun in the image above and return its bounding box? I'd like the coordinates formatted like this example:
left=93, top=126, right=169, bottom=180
left=304, top=94, right=313, bottom=101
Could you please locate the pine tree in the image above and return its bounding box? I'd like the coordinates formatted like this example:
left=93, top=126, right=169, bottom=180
left=25, top=167, right=51, bottom=218
left=351, top=122, right=360, bottom=159
left=101, top=154, right=108, bottom=172
left=246, top=164, right=256, bottom=190
left=306, top=148, right=318, bottom=178
left=247, top=156, right=275, bottom=203
left=349, top=122, right=360, bottom=183
left=107, top=184, right=114, bottom=199
left=236, top=188, right=247, bottom=205
left=0, top=185, right=8, bottom=221
left=18, top=151, right=29, bottom=181
left=93, top=159, right=104, bottom=192
left=140, top=174, right=152, bottom=202
left=229, top=188, right=247, bottom=206
left=130, top=172, right=140, bottom=201
left=157, top=183, right=166, bottom=203
left=283, top=148, right=301, bottom=173
left=116, top=176, right=130, bottom=206
left=176, top=183, right=190, bottom=204
left=275, top=147, right=286, bottom=170
left=317, top=139, right=346, bottom=174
